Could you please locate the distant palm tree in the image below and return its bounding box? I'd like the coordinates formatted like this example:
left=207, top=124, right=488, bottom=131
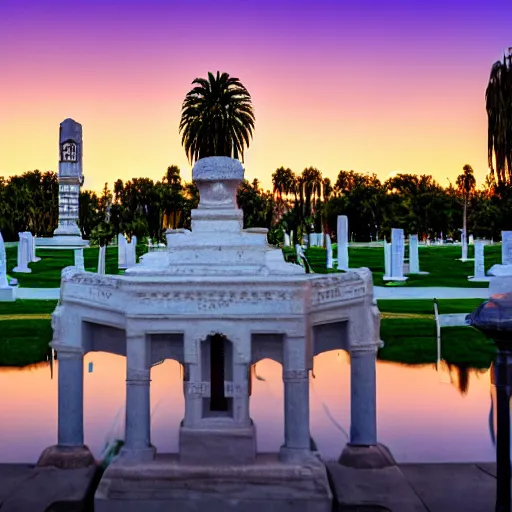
left=486, top=49, right=512, bottom=184
left=179, top=71, right=255, bottom=164
left=456, top=164, right=476, bottom=246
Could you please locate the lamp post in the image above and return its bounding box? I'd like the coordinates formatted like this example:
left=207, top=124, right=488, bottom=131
left=467, top=295, right=512, bottom=512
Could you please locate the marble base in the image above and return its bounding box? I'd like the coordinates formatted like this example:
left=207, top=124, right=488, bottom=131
left=487, top=264, right=512, bottom=277
left=468, top=276, right=492, bottom=282
left=37, top=444, right=96, bottom=470
left=458, top=258, right=475, bottom=262
left=407, top=271, right=429, bottom=275
left=0, top=286, right=16, bottom=301
left=12, top=266, right=31, bottom=273
left=36, top=236, right=89, bottom=249
left=95, top=453, right=332, bottom=512
left=382, top=276, right=408, bottom=282
left=179, top=425, right=256, bottom=465
left=338, top=443, right=397, bottom=469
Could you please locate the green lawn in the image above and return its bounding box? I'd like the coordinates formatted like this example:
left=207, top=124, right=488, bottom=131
left=304, top=244, right=501, bottom=288
left=6, top=245, right=145, bottom=288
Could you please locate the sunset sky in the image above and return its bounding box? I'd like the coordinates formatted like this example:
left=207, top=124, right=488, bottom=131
left=1, top=0, right=511, bottom=192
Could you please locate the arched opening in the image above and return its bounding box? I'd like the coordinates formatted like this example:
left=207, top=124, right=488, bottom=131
left=201, top=334, right=233, bottom=417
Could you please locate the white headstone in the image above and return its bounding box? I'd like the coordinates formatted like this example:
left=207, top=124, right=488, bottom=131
left=337, top=215, right=349, bottom=271
left=461, top=232, right=468, bottom=261
left=474, top=240, right=485, bottom=279
left=308, top=233, right=316, bottom=247
left=295, top=244, right=305, bottom=268
left=383, top=241, right=391, bottom=278
left=13, top=233, right=31, bottom=273
left=98, top=245, right=106, bottom=275
left=290, top=230, right=294, bottom=247
left=326, top=234, right=333, bottom=269
left=390, top=228, right=406, bottom=280
left=316, top=233, right=324, bottom=247
left=502, top=231, right=512, bottom=265
left=284, top=233, right=291, bottom=247
left=118, top=234, right=127, bottom=270
left=409, top=234, right=419, bottom=274
left=126, top=239, right=136, bottom=268
left=0, top=232, right=8, bottom=288
left=23, top=232, right=40, bottom=262
left=469, top=234, right=474, bottom=245
left=74, top=248, right=85, bottom=271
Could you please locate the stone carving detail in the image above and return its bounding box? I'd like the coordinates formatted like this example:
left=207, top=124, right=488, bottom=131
left=185, top=381, right=247, bottom=397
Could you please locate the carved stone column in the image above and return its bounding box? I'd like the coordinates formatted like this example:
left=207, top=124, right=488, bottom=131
left=279, top=335, right=311, bottom=464
left=120, top=334, right=155, bottom=462
left=349, top=346, right=377, bottom=446
left=37, top=346, right=95, bottom=469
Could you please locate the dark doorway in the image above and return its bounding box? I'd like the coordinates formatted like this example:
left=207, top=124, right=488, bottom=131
left=210, top=334, right=228, bottom=411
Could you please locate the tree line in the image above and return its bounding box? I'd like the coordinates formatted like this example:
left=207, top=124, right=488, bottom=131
left=1, top=164, right=510, bottom=245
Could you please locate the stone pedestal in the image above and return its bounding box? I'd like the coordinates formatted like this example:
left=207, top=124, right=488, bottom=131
left=95, top=454, right=332, bottom=512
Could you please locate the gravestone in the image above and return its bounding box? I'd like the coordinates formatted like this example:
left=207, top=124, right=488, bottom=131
left=74, top=249, right=85, bottom=271
left=408, top=234, right=428, bottom=275
left=502, top=231, right=512, bottom=265
left=308, top=233, right=316, bottom=247
left=284, top=233, right=291, bottom=247
left=469, top=234, right=474, bottom=245
left=461, top=232, right=468, bottom=261
left=473, top=240, right=486, bottom=280
left=24, top=232, right=40, bottom=262
left=383, top=229, right=407, bottom=281
left=97, top=246, right=106, bottom=275
left=13, top=233, right=31, bottom=273
left=118, top=234, right=127, bottom=270
left=337, top=215, right=349, bottom=271
left=126, top=239, right=136, bottom=268
left=326, top=234, right=333, bottom=269
left=0, top=233, right=14, bottom=301
left=316, top=233, right=324, bottom=247
left=383, top=241, right=391, bottom=279
left=489, top=232, right=512, bottom=277
left=290, top=230, right=294, bottom=246
left=409, top=234, right=420, bottom=273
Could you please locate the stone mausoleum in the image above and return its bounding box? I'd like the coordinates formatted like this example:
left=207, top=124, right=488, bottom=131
left=38, top=157, right=382, bottom=511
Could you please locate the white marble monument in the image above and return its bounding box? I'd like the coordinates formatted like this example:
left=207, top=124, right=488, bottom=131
left=408, top=234, right=428, bottom=275
left=13, top=233, right=32, bottom=273
left=460, top=232, right=468, bottom=262
left=36, top=119, right=88, bottom=249
left=0, top=233, right=15, bottom=301
left=383, top=229, right=407, bottom=281
left=469, top=240, right=490, bottom=282
left=38, top=157, right=384, bottom=512
left=284, top=232, right=291, bottom=247
left=118, top=234, right=128, bottom=270
left=325, top=234, right=333, bottom=269
left=488, top=231, right=512, bottom=276
left=337, top=215, right=349, bottom=271
left=74, top=249, right=85, bottom=271
left=97, top=246, right=106, bottom=275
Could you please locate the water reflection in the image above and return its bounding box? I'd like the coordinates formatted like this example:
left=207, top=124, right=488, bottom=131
left=0, top=352, right=496, bottom=465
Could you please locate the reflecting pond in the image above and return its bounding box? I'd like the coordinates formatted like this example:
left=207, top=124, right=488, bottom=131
left=0, top=351, right=496, bottom=464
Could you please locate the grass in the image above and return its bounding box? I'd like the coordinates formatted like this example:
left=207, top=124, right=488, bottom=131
left=5, top=245, right=145, bottom=288
left=305, top=244, right=501, bottom=288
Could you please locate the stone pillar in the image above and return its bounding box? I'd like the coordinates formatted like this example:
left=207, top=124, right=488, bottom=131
left=120, top=334, right=155, bottom=461
left=337, top=215, right=349, bottom=270
left=37, top=347, right=95, bottom=469
left=279, top=335, right=311, bottom=464
left=232, top=362, right=251, bottom=426
left=349, top=346, right=377, bottom=446
left=58, top=349, right=85, bottom=447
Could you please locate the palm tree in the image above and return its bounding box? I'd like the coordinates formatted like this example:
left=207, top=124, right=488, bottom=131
left=456, top=164, right=476, bottom=248
left=486, top=49, right=512, bottom=185
left=179, top=71, right=255, bottom=164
